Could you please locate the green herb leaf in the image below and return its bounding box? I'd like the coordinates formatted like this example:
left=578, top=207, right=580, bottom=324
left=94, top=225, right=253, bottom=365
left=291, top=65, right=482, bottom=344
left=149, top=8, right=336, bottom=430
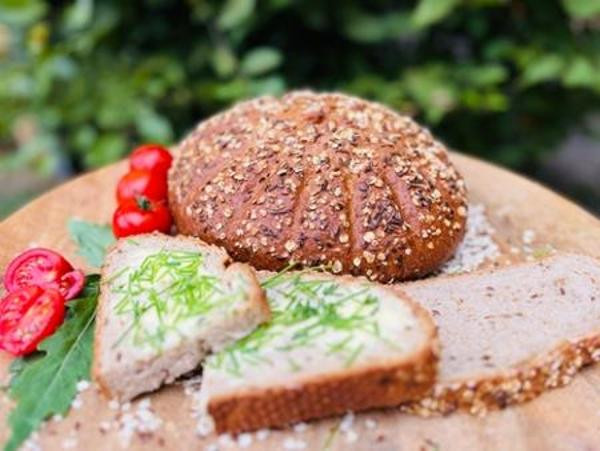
left=4, top=275, right=100, bottom=451
left=68, top=218, right=115, bottom=268
left=412, top=0, right=460, bottom=28
left=240, top=47, right=283, bottom=76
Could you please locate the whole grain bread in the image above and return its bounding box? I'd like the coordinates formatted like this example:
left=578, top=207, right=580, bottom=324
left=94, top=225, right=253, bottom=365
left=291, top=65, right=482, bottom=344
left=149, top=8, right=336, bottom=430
left=93, top=233, right=270, bottom=401
left=197, top=271, right=438, bottom=434
left=400, top=253, right=600, bottom=416
left=168, top=91, right=468, bottom=283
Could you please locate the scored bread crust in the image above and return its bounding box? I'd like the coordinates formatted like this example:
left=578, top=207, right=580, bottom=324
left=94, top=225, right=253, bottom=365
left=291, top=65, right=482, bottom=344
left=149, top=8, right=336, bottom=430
left=92, top=233, right=269, bottom=400
left=398, top=254, right=600, bottom=417
left=206, top=282, right=439, bottom=434
left=168, top=91, right=468, bottom=283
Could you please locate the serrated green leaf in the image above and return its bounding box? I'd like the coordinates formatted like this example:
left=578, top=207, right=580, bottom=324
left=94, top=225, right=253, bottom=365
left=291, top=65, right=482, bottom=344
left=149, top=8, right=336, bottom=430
left=5, top=276, right=100, bottom=451
left=240, top=47, right=282, bottom=76
left=68, top=218, right=115, bottom=267
left=217, top=0, right=255, bottom=30
left=412, top=0, right=460, bottom=28
left=561, top=0, right=600, bottom=18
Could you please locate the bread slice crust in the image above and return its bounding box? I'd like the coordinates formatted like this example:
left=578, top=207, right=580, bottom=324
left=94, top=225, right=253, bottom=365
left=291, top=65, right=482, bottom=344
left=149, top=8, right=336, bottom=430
left=206, top=276, right=439, bottom=434
left=400, top=253, right=600, bottom=416
left=93, top=233, right=269, bottom=400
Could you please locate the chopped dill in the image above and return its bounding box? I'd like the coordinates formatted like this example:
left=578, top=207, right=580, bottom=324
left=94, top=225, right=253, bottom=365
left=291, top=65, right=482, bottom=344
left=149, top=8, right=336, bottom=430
left=109, top=250, right=240, bottom=350
left=209, top=272, right=397, bottom=377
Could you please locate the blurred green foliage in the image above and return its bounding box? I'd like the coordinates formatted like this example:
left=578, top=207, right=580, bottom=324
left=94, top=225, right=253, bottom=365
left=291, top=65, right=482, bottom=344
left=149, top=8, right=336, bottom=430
left=1, top=0, right=600, bottom=176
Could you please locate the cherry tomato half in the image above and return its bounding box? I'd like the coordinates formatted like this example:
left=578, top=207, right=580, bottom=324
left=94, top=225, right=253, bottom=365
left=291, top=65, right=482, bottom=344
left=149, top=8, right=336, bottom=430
left=116, top=169, right=168, bottom=205
left=129, top=144, right=173, bottom=175
left=112, top=197, right=173, bottom=238
left=0, top=285, right=43, bottom=336
left=0, top=287, right=65, bottom=356
left=4, top=248, right=85, bottom=300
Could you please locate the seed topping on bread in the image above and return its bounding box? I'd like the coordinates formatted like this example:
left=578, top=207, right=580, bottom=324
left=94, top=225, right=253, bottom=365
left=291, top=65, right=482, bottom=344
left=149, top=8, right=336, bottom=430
left=169, top=91, right=467, bottom=282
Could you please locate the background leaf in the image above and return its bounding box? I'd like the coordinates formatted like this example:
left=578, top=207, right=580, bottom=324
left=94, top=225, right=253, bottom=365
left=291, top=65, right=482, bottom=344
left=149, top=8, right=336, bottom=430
left=412, top=0, right=460, bottom=28
left=561, top=0, right=600, bottom=18
left=240, top=47, right=283, bottom=76
left=217, top=0, right=255, bottom=30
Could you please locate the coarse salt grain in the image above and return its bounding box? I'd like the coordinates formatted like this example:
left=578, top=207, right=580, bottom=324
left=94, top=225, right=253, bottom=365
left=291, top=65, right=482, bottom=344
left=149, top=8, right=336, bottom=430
left=237, top=433, right=253, bottom=448
left=205, top=444, right=218, bottom=451
left=71, top=397, right=83, bottom=410
left=522, top=229, right=536, bottom=245
left=108, top=400, right=120, bottom=410
left=116, top=397, right=162, bottom=446
left=439, top=204, right=500, bottom=275
left=339, top=412, right=354, bottom=432
left=345, top=429, right=358, bottom=443
left=256, top=429, right=270, bottom=441
left=293, top=422, right=308, bottom=433
left=218, top=433, right=234, bottom=446
left=76, top=380, right=91, bottom=392
left=283, top=437, right=307, bottom=449
left=365, top=418, right=377, bottom=429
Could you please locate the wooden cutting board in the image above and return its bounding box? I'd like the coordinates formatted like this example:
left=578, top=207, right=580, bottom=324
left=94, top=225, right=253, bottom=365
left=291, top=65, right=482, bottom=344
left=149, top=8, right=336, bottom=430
left=1, top=153, right=600, bottom=451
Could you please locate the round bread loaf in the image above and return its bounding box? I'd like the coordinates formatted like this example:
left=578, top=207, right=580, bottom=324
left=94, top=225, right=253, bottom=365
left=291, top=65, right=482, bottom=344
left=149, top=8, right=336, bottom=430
left=169, top=91, right=467, bottom=282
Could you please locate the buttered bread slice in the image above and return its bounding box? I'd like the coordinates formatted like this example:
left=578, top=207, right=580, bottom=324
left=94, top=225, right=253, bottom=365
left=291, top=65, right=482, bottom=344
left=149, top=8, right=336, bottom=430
left=93, top=234, right=269, bottom=401
left=198, top=271, right=438, bottom=434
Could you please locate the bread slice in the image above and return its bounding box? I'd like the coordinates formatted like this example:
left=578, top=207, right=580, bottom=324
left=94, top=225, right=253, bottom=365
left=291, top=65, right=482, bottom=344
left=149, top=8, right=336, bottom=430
left=197, top=271, right=438, bottom=434
left=93, top=233, right=270, bottom=401
left=400, top=253, right=600, bottom=416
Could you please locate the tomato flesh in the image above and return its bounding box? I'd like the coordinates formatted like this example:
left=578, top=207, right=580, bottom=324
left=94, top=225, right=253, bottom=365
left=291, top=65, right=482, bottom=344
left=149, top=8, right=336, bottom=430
left=0, top=287, right=65, bottom=356
left=0, top=286, right=43, bottom=336
left=129, top=144, right=172, bottom=175
left=3, top=248, right=84, bottom=300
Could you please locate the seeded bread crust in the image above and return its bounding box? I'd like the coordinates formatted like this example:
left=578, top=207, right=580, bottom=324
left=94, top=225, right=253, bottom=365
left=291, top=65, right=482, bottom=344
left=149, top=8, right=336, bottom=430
left=169, top=91, right=468, bottom=283
left=399, top=254, right=600, bottom=417
left=93, top=233, right=269, bottom=400
left=402, top=333, right=600, bottom=417
left=206, top=284, right=439, bottom=434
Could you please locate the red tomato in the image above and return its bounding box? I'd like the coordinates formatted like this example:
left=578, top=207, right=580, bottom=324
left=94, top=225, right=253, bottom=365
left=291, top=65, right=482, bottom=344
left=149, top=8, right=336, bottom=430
left=112, top=197, right=172, bottom=238
left=130, top=144, right=173, bottom=175
left=4, top=248, right=85, bottom=300
left=116, top=169, right=168, bottom=205
left=0, top=286, right=43, bottom=336
left=0, top=287, right=65, bottom=356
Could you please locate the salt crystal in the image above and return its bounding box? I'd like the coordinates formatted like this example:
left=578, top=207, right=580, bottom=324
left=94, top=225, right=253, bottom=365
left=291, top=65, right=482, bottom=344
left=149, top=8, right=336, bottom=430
left=293, top=422, right=308, bottom=433
left=121, top=402, right=131, bottom=412
left=283, top=437, right=307, bottom=449
left=108, top=400, right=120, bottom=410
left=71, top=397, right=83, bottom=410
left=365, top=418, right=377, bottom=429
left=522, top=229, right=536, bottom=245
left=237, top=433, right=253, bottom=448
left=205, top=444, right=218, bottom=451
left=76, top=380, right=91, bottom=392
left=52, top=414, right=63, bottom=422
left=256, top=429, right=270, bottom=441
left=339, top=412, right=355, bottom=432
left=439, top=204, right=500, bottom=274
left=218, top=433, right=234, bottom=446
left=345, top=429, right=358, bottom=443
